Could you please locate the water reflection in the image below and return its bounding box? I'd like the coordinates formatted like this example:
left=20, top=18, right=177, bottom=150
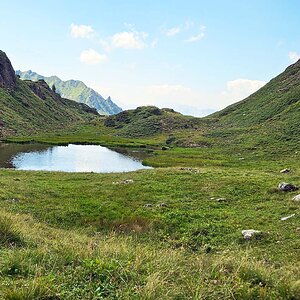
left=0, top=143, right=151, bottom=173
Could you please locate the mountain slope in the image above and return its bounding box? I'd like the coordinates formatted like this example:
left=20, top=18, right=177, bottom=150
left=192, top=59, right=300, bottom=153
left=16, top=70, right=122, bottom=115
left=0, top=50, right=98, bottom=137
left=211, top=59, right=300, bottom=131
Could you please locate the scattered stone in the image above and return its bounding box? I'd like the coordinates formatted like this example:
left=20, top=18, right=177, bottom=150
left=242, top=229, right=261, bottom=240
left=14, top=178, right=21, bottom=181
left=6, top=198, right=20, bottom=203
left=278, top=182, right=298, bottom=192
left=216, top=198, right=227, bottom=202
left=210, top=197, right=215, bottom=200
left=281, top=214, right=295, bottom=221
left=144, top=204, right=153, bottom=208
left=161, top=146, right=169, bottom=151
left=113, top=179, right=134, bottom=185
left=157, top=203, right=168, bottom=207
left=239, top=157, right=245, bottom=160
left=178, top=167, right=200, bottom=173
left=280, top=168, right=291, bottom=174
left=292, top=194, right=300, bottom=202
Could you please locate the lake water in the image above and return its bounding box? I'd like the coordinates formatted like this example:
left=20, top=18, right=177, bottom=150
left=0, top=143, right=151, bottom=173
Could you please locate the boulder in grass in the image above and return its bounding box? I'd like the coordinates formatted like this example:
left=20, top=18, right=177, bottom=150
left=278, top=182, right=298, bottom=192
left=242, top=229, right=261, bottom=240
left=280, top=168, right=291, bottom=174
left=292, top=194, right=300, bottom=202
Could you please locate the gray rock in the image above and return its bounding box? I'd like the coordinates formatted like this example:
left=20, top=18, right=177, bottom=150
left=278, top=182, right=298, bottom=192
left=292, top=194, right=300, bottom=201
left=144, top=204, right=153, bottom=208
left=113, top=179, right=134, bottom=185
left=178, top=167, right=200, bottom=173
left=242, top=229, right=261, bottom=240
left=6, top=198, right=20, bottom=203
left=216, top=198, right=227, bottom=202
left=157, top=203, right=167, bottom=207
left=280, top=168, right=291, bottom=174
left=281, top=214, right=295, bottom=221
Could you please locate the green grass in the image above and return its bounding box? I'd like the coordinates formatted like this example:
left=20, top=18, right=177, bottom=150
left=0, top=216, right=24, bottom=247
left=0, top=152, right=299, bottom=298
left=0, top=210, right=299, bottom=299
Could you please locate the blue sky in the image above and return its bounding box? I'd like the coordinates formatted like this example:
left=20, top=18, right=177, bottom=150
left=1, top=0, right=300, bottom=115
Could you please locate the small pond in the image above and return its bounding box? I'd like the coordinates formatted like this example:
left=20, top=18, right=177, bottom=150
left=0, top=143, right=152, bottom=173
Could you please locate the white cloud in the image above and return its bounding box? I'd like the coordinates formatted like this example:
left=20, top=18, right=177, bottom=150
left=110, top=30, right=148, bottom=50
left=98, top=25, right=149, bottom=51
left=80, top=49, right=107, bottom=64
left=166, top=26, right=181, bottom=37
left=288, top=51, right=300, bottom=63
left=185, top=26, right=206, bottom=43
left=222, top=78, right=266, bottom=103
left=70, top=24, right=94, bottom=39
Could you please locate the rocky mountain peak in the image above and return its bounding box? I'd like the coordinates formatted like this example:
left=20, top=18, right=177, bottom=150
left=0, top=50, right=17, bottom=89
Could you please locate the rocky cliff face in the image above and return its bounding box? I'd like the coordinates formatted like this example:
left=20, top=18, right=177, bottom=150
left=0, top=50, right=16, bottom=89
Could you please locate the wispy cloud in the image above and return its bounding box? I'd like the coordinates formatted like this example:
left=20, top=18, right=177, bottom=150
left=80, top=49, right=107, bottom=64
left=185, top=26, right=206, bottom=43
left=70, top=24, right=94, bottom=39
left=222, top=78, right=266, bottom=102
left=166, top=26, right=181, bottom=37
left=288, top=51, right=300, bottom=63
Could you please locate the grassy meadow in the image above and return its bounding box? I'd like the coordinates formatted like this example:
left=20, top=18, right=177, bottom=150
left=0, top=128, right=300, bottom=299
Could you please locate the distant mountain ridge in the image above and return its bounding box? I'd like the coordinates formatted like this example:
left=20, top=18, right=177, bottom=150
left=0, top=50, right=98, bottom=137
left=16, top=70, right=122, bottom=115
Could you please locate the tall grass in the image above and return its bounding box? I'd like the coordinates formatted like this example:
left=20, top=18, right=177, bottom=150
left=0, top=216, right=24, bottom=247
left=0, top=211, right=299, bottom=299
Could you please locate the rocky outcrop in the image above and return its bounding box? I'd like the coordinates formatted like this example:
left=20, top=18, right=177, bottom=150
left=27, top=79, right=47, bottom=100
left=278, top=182, right=298, bottom=192
left=0, top=50, right=17, bottom=89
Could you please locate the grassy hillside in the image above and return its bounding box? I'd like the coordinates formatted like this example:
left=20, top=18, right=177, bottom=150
left=0, top=51, right=99, bottom=137
left=204, top=59, right=300, bottom=149
left=104, top=106, right=203, bottom=138
left=16, top=70, right=123, bottom=115
left=212, top=59, right=300, bottom=127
